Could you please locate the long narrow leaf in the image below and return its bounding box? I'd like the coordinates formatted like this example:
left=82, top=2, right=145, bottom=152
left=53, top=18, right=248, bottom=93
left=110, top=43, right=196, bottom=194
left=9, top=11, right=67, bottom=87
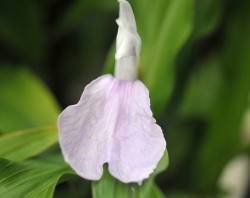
left=0, top=67, right=60, bottom=133
left=0, top=126, right=58, bottom=161
left=143, top=0, right=194, bottom=116
left=191, top=0, right=250, bottom=191
left=0, top=158, right=76, bottom=198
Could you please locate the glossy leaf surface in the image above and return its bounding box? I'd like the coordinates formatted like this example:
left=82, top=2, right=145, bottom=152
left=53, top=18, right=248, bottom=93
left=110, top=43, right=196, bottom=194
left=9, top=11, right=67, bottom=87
left=0, top=126, right=58, bottom=161
left=0, top=158, right=75, bottom=198
left=0, top=67, right=60, bottom=133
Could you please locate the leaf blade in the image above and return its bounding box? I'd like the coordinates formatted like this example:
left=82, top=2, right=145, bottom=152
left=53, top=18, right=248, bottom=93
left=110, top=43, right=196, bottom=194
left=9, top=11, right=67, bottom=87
left=0, top=158, right=75, bottom=198
left=0, top=67, right=60, bottom=133
left=0, top=126, right=58, bottom=161
left=143, top=0, right=194, bottom=116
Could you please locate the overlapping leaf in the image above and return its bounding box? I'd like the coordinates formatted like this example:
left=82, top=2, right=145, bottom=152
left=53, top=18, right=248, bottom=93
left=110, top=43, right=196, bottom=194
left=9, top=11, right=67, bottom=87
left=190, top=0, right=250, bottom=191
left=0, top=158, right=75, bottom=198
left=0, top=126, right=58, bottom=161
left=141, top=0, right=193, bottom=116
left=0, top=67, right=60, bottom=133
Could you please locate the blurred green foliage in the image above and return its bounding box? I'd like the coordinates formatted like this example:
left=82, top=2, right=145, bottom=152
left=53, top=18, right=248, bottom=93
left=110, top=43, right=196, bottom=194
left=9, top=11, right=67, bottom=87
left=0, top=67, right=60, bottom=133
left=0, top=0, right=250, bottom=197
left=0, top=126, right=58, bottom=161
left=0, top=157, right=75, bottom=198
left=0, top=0, right=45, bottom=66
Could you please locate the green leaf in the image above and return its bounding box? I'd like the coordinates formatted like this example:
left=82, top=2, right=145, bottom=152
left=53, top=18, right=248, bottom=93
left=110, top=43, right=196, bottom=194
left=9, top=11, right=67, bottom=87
left=141, top=0, right=194, bottom=116
left=172, top=0, right=223, bottom=121
left=92, top=150, right=169, bottom=198
left=166, top=192, right=198, bottom=198
left=0, top=158, right=76, bottom=198
left=0, top=67, right=60, bottom=133
left=0, top=0, right=45, bottom=65
left=180, top=56, right=223, bottom=117
left=191, top=0, right=250, bottom=191
left=193, top=0, right=223, bottom=38
left=145, top=185, right=166, bottom=198
left=0, top=126, right=58, bottom=161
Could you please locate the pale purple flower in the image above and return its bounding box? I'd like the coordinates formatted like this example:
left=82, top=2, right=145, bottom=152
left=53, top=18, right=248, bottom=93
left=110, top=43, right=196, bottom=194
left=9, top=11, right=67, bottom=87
left=58, top=0, right=166, bottom=184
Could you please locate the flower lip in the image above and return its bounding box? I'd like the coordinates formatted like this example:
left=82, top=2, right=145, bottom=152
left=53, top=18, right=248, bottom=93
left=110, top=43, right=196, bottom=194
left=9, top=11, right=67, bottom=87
left=58, top=75, right=166, bottom=184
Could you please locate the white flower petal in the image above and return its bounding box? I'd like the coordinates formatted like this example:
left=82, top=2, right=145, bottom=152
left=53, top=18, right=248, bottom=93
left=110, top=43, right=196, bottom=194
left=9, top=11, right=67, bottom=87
left=58, top=75, right=166, bottom=183
left=115, top=0, right=141, bottom=82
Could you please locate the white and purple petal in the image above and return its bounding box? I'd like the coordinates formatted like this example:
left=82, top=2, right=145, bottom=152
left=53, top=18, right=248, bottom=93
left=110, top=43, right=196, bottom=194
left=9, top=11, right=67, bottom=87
left=58, top=74, right=166, bottom=183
